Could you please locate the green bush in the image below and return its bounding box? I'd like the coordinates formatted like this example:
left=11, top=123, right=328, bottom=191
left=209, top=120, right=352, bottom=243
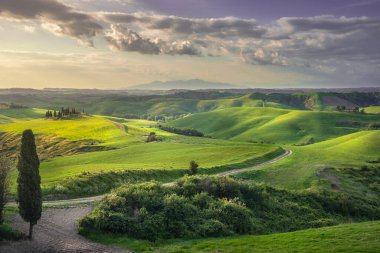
left=80, top=176, right=380, bottom=241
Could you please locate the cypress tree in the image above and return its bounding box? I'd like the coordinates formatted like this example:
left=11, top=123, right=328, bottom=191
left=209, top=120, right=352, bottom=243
left=17, top=129, right=42, bottom=240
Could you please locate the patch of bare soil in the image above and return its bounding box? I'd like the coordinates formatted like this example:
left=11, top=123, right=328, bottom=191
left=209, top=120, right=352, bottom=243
left=0, top=206, right=128, bottom=253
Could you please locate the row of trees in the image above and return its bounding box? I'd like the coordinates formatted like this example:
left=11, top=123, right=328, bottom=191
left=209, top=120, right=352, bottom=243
left=45, top=107, right=83, bottom=119
left=0, top=130, right=41, bottom=240
left=158, top=125, right=204, bottom=137
left=336, top=105, right=365, bottom=113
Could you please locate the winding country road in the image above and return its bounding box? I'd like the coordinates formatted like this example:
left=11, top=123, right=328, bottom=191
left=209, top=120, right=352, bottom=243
left=12, top=148, right=292, bottom=206
left=1, top=148, right=292, bottom=253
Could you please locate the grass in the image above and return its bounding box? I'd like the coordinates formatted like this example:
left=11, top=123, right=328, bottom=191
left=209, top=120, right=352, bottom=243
left=0, top=115, right=126, bottom=144
left=38, top=140, right=278, bottom=189
left=81, top=221, right=380, bottom=253
left=236, top=130, right=380, bottom=190
left=169, top=107, right=380, bottom=145
left=364, top=106, right=380, bottom=114
left=0, top=114, right=279, bottom=195
left=0, top=108, right=46, bottom=124
left=0, top=207, right=24, bottom=241
left=155, top=221, right=380, bottom=253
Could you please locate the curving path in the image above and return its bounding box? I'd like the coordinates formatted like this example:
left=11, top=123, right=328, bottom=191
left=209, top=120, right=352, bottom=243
left=1, top=148, right=292, bottom=253
left=27, top=148, right=293, bottom=205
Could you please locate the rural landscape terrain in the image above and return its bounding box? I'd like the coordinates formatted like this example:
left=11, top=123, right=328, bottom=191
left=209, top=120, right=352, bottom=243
left=0, top=88, right=379, bottom=252
left=1, top=0, right=380, bottom=252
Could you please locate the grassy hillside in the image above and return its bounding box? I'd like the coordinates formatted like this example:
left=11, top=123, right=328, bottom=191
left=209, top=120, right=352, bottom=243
left=0, top=107, right=45, bottom=124
left=2, top=91, right=379, bottom=117
left=151, top=221, right=380, bottom=253
left=364, top=106, right=380, bottom=114
left=0, top=114, right=280, bottom=197
left=237, top=130, right=380, bottom=189
left=169, top=107, right=380, bottom=145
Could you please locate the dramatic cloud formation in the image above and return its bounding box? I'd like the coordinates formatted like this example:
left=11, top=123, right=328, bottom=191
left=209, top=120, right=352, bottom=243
left=0, top=0, right=103, bottom=46
left=101, top=13, right=266, bottom=38
left=0, top=0, right=379, bottom=87
left=105, top=24, right=201, bottom=55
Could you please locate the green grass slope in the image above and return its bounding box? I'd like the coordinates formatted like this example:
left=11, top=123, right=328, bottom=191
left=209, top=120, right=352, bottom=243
left=1, top=115, right=279, bottom=195
left=364, top=106, right=380, bottom=114
left=152, top=221, right=380, bottom=253
left=237, top=130, right=380, bottom=189
left=0, top=107, right=45, bottom=124
left=169, top=107, right=380, bottom=144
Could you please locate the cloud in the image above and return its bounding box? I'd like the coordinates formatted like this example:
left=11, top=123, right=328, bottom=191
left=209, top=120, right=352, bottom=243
left=105, top=24, right=201, bottom=55
left=0, top=0, right=103, bottom=46
left=100, top=12, right=266, bottom=38
left=273, top=15, right=380, bottom=36
left=23, top=25, right=36, bottom=33
left=105, top=24, right=160, bottom=54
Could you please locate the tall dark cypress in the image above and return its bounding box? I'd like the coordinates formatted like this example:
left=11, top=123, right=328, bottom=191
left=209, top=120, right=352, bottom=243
left=17, top=129, right=42, bottom=240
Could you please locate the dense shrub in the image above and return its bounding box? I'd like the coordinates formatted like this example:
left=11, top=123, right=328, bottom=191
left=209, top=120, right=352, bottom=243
left=80, top=176, right=380, bottom=241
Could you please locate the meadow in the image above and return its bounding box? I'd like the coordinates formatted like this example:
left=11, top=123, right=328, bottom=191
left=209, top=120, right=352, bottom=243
left=0, top=111, right=280, bottom=196
left=1, top=91, right=380, bottom=252
left=169, top=107, right=380, bottom=145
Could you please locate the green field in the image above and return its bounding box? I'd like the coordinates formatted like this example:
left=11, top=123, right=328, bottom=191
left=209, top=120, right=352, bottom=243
left=0, top=108, right=45, bottom=124
left=364, top=106, right=380, bottom=114
left=236, top=130, right=380, bottom=189
left=82, top=221, right=380, bottom=253
left=154, top=221, right=380, bottom=253
left=169, top=107, right=380, bottom=145
left=0, top=113, right=279, bottom=193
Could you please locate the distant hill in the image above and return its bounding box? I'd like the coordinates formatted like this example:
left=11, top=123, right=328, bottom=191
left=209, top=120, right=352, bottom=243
left=128, top=79, right=244, bottom=90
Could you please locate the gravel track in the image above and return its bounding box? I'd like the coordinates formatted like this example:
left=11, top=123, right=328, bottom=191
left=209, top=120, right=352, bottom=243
left=1, top=148, right=292, bottom=252
left=0, top=206, right=128, bottom=253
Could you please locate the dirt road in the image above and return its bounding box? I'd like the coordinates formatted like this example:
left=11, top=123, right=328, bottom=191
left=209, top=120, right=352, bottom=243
left=1, top=148, right=292, bottom=252
left=0, top=206, right=128, bottom=253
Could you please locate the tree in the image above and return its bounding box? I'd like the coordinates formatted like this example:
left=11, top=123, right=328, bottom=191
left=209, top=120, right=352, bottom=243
left=0, top=157, right=10, bottom=224
left=17, top=129, right=42, bottom=240
left=53, top=110, right=57, bottom=118
left=146, top=132, right=157, bottom=142
left=188, top=161, right=199, bottom=175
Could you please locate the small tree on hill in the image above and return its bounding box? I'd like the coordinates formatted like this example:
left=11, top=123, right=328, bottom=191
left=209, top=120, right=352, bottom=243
left=188, top=160, right=199, bottom=175
left=0, top=157, right=10, bottom=224
left=146, top=132, right=157, bottom=142
left=17, top=129, right=42, bottom=240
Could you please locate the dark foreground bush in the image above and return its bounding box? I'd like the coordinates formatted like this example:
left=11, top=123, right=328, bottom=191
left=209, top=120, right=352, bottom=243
left=79, top=176, right=380, bottom=241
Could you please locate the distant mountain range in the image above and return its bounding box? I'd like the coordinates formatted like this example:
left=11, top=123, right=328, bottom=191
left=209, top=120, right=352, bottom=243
left=128, top=79, right=245, bottom=90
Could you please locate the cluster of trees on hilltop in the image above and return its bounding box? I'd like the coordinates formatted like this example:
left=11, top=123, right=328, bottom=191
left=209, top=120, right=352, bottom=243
left=158, top=125, right=204, bottom=137
left=336, top=105, right=365, bottom=113
left=45, top=107, right=83, bottom=119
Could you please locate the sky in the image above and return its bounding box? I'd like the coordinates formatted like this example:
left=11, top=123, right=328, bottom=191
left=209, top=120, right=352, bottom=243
left=0, top=0, right=379, bottom=89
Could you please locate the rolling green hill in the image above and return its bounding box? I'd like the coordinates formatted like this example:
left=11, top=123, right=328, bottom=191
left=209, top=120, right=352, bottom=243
left=2, top=90, right=380, bottom=117
left=169, top=107, right=380, bottom=145
left=151, top=221, right=380, bottom=253
left=0, top=107, right=45, bottom=124
left=237, top=130, right=380, bottom=190
left=0, top=114, right=280, bottom=197
left=364, top=106, right=380, bottom=114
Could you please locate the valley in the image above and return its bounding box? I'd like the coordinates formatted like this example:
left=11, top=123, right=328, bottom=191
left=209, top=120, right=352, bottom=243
left=1, top=89, right=380, bottom=252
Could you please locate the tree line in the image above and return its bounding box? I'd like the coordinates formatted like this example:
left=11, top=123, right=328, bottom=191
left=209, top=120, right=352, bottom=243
left=158, top=125, right=204, bottom=137
left=45, top=107, right=84, bottom=119
left=336, top=105, right=365, bottom=113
